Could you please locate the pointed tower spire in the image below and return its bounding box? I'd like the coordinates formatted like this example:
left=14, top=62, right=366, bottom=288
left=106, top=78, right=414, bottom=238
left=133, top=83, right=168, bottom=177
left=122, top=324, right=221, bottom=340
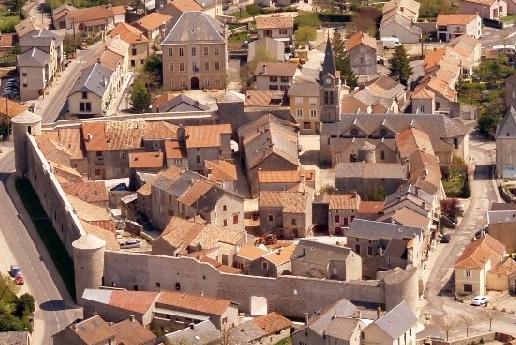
left=321, top=33, right=336, bottom=79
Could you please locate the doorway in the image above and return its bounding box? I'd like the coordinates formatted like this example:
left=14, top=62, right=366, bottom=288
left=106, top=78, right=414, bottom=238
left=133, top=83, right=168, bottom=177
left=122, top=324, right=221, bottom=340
left=190, top=77, right=200, bottom=90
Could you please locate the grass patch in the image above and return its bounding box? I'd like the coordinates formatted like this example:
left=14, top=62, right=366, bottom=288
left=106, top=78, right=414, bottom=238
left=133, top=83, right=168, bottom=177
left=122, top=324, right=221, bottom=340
left=15, top=179, right=76, bottom=299
left=501, top=14, right=516, bottom=22
left=228, top=32, right=249, bottom=44
left=0, top=14, right=21, bottom=33
left=275, top=338, right=292, bottom=345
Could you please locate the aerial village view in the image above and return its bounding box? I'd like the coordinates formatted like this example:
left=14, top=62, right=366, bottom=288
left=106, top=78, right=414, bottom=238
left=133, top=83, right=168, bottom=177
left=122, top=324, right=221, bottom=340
left=0, top=0, right=514, bottom=342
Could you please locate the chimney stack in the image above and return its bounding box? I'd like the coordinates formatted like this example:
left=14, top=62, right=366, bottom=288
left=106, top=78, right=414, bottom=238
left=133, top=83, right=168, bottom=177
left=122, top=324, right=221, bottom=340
left=304, top=313, right=309, bottom=325
left=262, top=64, right=267, bottom=74
left=377, top=306, right=381, bottom=319
left=129, top=315, right=135, bottom=322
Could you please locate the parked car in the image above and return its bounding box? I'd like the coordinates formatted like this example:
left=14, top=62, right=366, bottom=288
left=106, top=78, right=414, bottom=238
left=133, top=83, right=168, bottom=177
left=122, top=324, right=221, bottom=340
left=120, top=239, right=141, bottom=249
left=474, top=228, right=489, bottom=239
left=441, top=234, right=451, bottom=243
left=14, top=274, right=24, bottom=285
left=380, top=37, right=400, bottom=48
left=9, top=265, right=21, bottom=277
left=471, top=295, right=489, bottom=306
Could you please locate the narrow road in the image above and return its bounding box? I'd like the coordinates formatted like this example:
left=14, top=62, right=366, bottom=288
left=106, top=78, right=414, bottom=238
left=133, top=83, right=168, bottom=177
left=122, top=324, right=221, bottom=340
left=419, top=135, right=516, bottom=338
left=0, top=144, right=82, bottom=345
left=25, top=0, right=51, bottom=28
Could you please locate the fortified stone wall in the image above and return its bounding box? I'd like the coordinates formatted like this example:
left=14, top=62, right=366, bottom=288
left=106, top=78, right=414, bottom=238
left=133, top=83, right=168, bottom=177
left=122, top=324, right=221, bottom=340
left=103, top=251, right=419, bottom=317
left=25, top=134, right=85, bottom=255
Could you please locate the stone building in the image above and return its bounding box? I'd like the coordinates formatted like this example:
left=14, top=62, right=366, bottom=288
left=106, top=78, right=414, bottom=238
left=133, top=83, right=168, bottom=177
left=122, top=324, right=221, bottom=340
left=436, top=14, right=482, bottom=42
left=253, top=62, right=297, bottom=92
left=496, top=106, right=516, bottom=179
left=109, top=22, right=149, bottom=70
left=346, top=31, right=377, bottom=76
left=161, top=12, right=227, bottom=90
left=62, top=4, right=126, bottom=33
left=248, top=244, right=296, bottom=277
left=255, top=16, right=293, bottom=41
left=459, top=0, right=507, bottom=19
left=379, top=0, right=421, bottom=43
left=291, top=239, right=362, bottom=280
left=506, top=74, right=516, bottom=108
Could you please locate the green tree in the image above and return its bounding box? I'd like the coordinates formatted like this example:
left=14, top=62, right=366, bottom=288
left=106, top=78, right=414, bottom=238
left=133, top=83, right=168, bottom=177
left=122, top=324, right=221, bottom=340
left=130, top=79, right=151, bottom=113
left=474, top=54, right=514, bottom=85
left=0, top=315, right=25, bottom=332
left=478, top=101, right=503, bottom=135
left=388, top=45, right=413, bottom=86
left=294, top=26, right=317, bottom=45
left=333, top=30, right=358, bottom=89
left=15, top=294, right=35, bottom=317
left=294, top=13, right=321, bottom=29
left=246, top=4, right=260, bottom=19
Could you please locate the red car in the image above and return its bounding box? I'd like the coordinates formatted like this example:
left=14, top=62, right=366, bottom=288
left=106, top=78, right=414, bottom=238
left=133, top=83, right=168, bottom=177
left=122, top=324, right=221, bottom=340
left=14, top=274, right=24, bottom=285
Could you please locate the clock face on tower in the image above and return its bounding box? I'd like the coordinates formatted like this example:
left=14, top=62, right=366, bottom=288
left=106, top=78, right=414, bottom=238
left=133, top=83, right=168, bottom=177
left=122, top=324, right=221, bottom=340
left=325, top=78, right=332, bottom=85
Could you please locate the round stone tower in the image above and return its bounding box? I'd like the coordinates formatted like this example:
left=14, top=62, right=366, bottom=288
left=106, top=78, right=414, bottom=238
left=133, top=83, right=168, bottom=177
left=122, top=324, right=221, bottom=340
left=11, top=110, right=42, bottom=178
left=358, top=141, right=376, bottom=163
left=72, top=234, right=106, bottom=302
left=379, top=267, right=419, bottom=315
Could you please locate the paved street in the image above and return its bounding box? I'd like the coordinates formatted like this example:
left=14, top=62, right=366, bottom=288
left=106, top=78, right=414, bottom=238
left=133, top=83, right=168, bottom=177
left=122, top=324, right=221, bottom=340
left=0, top=144, right=82, bottom=345
left=419, top=134, right=516, bottom=339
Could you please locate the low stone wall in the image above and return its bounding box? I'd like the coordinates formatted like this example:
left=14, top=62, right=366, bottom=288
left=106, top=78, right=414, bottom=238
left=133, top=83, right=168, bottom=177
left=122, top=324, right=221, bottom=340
left=25, top=134, right=85, bottom=255
left=103, top=251, right=420, bottom=318
left=428, top=332, right=515, bottom=345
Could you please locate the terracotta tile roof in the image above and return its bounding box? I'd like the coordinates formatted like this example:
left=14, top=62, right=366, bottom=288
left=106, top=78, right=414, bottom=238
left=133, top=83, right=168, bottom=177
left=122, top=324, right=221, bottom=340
left=255, top=15, right=293, bottom=29
left=245, top=90, right=287, bottom=107
left=437, top=14, right=478, bottom=25
left=177, top=179, right=214, bottom=206
left=111, top=319, right=156, bottom=345
left=257, top=169, right=315, bottom=183
left=129, top=151, right=164, bottom=169
left=80, top=222, right=118, bottom=250
left=136, top=175, right=158, bottom=196
left=490, top=257, right=516, bottom=276
left=50, top=162, right=83, bottom=182
left=395, top=127, right=435, bottom=161
left=0, top=33, right=15, bottom=48
left=455, top=235, right=505, bottom=269
left=329, top=194, right=361, bottom=210
left=380, top=207, right=428, bottom=228
left=263, top=244, right=296, bottom=265
left=98, top=48, right=123, bottom=71
left=168, top=0, right=203, bottom=13
left=341, top=95, right=369, bottom=113
left=358, top=201, right=384, bottom=214
left=254, top=62, right=298, bottom=77
left=408, top=149, right=441, bottom=195
left=82, top=120, right=177, bottom=151
left=197, top=255, right=242, bottom=273
left=68, top=195, right=111, bottom=222
left=110, top=22, right=148, bottom=44
left=164, top=140, right=186, bottom=159
left=136, top=12, right=173, bottom=31
left=185, top=124, right=231, bottom=148
left=0, top=97, right=27, bottom=118
left=157, top=291, right=232, bottom=316
left=251, top=312, right=292, bottom=335
left=68, top=4, right=125, bottom=23
left=73, top=315, right=115, bottom=345
left=236, top=244, right=268, bottom=260
left=205, top=160, right=237, bottom=182
left=346, top=31, right=377, bottom=51
left=461, top=0, right=496, bottom=5
left=424, top=48, right=447, bottom=72
left=109, top=290, right=159, bottom=314
left=259, top=191, right=309, bottom=213
left=61, top=180, right=108, bottom=204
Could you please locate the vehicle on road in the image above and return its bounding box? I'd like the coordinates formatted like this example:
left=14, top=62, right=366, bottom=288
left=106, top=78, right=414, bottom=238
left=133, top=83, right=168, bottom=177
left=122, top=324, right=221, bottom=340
left=14, top=274, right=24, bottom=285
left=441, top=233, right=451, bottom=243
left=471, top=295, right=489, bottom=306
left=381, top=37, right=400, bottom=48
left=493, top=44, right=516, bottom=55
left=9, top=265, right=21, bottom=277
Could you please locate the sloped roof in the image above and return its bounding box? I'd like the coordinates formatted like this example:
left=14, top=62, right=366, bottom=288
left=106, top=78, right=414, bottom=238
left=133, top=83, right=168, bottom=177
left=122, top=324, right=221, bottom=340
left=262, top=244, right=296, bottom=265
left=185, top=124, right=231, bottom=148
left=335, top=162, right=408, bottom=180
left=128, top=151, right=164, bottom=169
left=489, top=257, right=516, bottom=276
left=245, top=90, right=287, bottom=107
left=157, top=291, right=232, bottom=316
left=67, top=4, right=125, bottom=24
left=0, top=98, right=27, bottom=118
left=455, top=235, right=506, bottom=269
left=300, top=299, right=357, bottom=336
left=136, top=12, right=173, bottom=31
left=236, top=245, right=268, bottom=260
left=19, top=28, right=64, bottom=47
left=230, top=313, right=292, bottom=343
left=72, top=315, right=116, bottom=345
left=110, top=22, right=148, bottom=44
left=61, top=180, right=108, bottom=204
left=370, top=301, right=417, bottom=339
left=488, top=209, right=516, bottom=224
left=111, top=319, right=156, bottom=345
left=256, top=15, right=293, bottom=29
left=293, top=239, right=353, bottom=267
left=496, top=106, right=516, bottom=138
left=15, top=17, right=40, bottom=37
left=346, top=31, right=377, bottom=51
left=257, top=169, right=315, bottom=183
left=259, top=191, right=309, bottom=213
left=348, top=219, right=422, bottom=241
left=204, top=160, right=237, bottom=181
left=70, top=63, right=112, bottom=97
left=254, top=62, right=298, bottom=77
left=17, top=47, right=49, bottom=67
left=109, top=290, right=159, bottom=314
left=437, top=14, right=478, bottom=25
left=408, top=150, right=441, bottom=195
left=378, top=207, right=428, bottom=229
left=329, top=194, right=361, bottom=210
left=167, top=0, right=203, bottom=12
left=162, top=11, right=225, bottom=44
left=395, top=127, right=435, bottom=161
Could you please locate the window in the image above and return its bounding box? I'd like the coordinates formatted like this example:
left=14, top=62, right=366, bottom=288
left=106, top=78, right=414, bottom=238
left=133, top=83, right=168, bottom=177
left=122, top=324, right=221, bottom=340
left=310, top=109, right=317, bottom=118
left=465, top=269, right=471, bottom=277
left=191, top=47, right=196, bottom=56
left=81, top=91, right=88, bottom=99
left=196, top=155, right=201, bottom=163
left=156, top=282, right=160, bottom=289
left=214, top=62, right=220, bottom=70
left=279, top=29, right=287, bottom=35
left=360, top=55, right=365, bottom=64
left=168, top=48, right=173, bottom=56
left=270, top=76, right=278, bottom=82
left=121, top=152, right=126, bottom=159
left=223, top=219, right=228, bottom=226
left=309, top=97, right=317, bottom=106
left=268, top=214, right=274, bottom=222
left=96, top=151, right=102, bottom=157
left=354, top=244, right=360, bottom=254
left=22, top=72, right=27, bottom=77
left=367, top=246, right=373, bottom=256
left=130, top=60, right=136, bottom=67
left=420, top=105, right=425, bottom=112
left=140, top=59, right=144, bottom=65
left=214, top=47, right=219, bottom=55
left=295, top=97, right=303, bottom=105
left=335, top=215, right=340, bottom=223
left=169, top=63, right=174, bottom=72
left=79, top=102, right=91, bottom=112
left=134, top=284, right=139, bottom=291
left=296, top=109, right=303, bottom=117
left=204, top=61, right=209, bottom=71
left=180, top=63, right=185, bottom=72
left=280, top=76, right=289, bottom=83
left=280, top=85, right=288, bottom=91
left=22, top=83, right=27, bottom=88
left=175, top=282, right=181, bottom=290
left=454, top=138, right=459, bottom=149
left=223, top=205, right=227, bottom=211
left=203, top=46, right=209, bottom=55
left=233, top=214, right=239, bottom=224
left=179, top=47, right=184, bottom=56
left=262, top=261, right=268, bottom=270
left=291, top=218, right=296, bottom=225
left=132, top=48, right=137, bottom=56
left=380, top=150, right=385, bottom=160
left=269, top=85, right=278, bottom=90
left=304, top=122, right=311, bottom=129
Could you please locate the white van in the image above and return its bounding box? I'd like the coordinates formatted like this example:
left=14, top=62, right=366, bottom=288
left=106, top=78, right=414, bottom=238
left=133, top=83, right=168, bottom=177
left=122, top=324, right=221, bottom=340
left=381, top=37, right=401, bottom=48
left=492, top=44, right=516, bottom=55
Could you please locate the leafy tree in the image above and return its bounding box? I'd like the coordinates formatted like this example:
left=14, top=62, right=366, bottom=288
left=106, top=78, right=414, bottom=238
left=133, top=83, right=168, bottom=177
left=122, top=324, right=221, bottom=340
left=130, top=79, right=151, bottom=113
left=474, top=54, right=514, bottom=86
left=388, top=45, right=413, bottom=86
left=0, top=315, right=25, bottom=332
left=478, top=101, right=503, bottom=135
left=333, top=30, right=357, bottom=89
left=294, top=13, right=321, bottom=29
left=246, top=4, right=260, bottom=19
left=440, top=198, right=462, bottom=218
left=8, top=0, right=27, bottom=16
left=15, top=294, right=35, bottom=316
left=347, top=8, right=381, bottom=37
left=294, top=26, right=317, bottom=45
left=143, top=55, right=163, bottom=85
